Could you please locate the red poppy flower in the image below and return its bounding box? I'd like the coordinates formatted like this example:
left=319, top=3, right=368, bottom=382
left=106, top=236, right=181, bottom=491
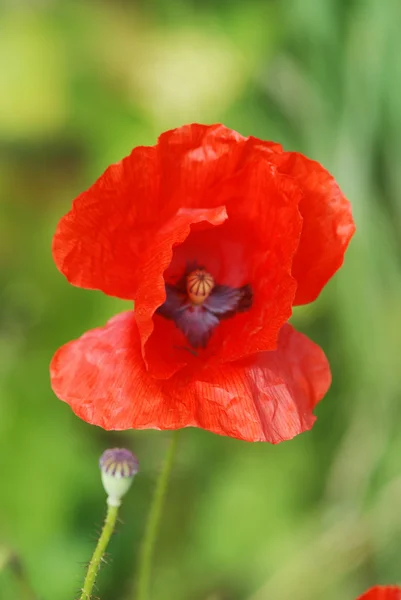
left=357, top=586, right=401, bottom=599
left=50, top=124, right=355, bottom=442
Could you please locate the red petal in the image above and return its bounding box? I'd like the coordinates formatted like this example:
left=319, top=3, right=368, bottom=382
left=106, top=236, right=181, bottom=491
left=50, top=313, right=331, bottom=443
left=357, top=587, right=401, bottom=600
left=51, top=312, right=168, bottom=431
left=53, top=126, right=354, bottom=309
left=208, top=158, right=303, bottom=361
left=52, top=146, right=160, bottom=299
left=157, top=123, right=248, bottom=205
left=273, top=152, right=355, bottom=305
left=52, top=124, right=249, bottom=299
left=134, top=205, right=228, bottom=378
left=145, top=160, right=303, bottom=377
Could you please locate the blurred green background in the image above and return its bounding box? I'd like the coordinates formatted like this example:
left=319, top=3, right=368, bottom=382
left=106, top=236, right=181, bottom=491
left=1, top=0, right=401, bottom=599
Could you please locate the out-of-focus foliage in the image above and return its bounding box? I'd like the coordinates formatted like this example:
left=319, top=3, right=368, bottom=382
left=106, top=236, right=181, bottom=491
left=0, top=0, right=400, bottom=599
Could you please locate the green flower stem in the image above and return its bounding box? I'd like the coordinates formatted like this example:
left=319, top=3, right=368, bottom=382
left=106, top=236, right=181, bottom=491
left=80, top=503, right=119, bottom=600
left=135, top=430, right=180, bottom=600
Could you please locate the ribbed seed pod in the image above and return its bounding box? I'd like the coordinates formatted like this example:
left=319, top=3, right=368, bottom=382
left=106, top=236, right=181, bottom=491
left=186, top=269, right=215, bottom=305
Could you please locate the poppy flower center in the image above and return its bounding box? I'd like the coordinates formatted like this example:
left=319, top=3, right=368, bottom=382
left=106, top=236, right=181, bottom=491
left=156, top=262, right=253, bottom=350
left=186, top=269, right=215, bottom=305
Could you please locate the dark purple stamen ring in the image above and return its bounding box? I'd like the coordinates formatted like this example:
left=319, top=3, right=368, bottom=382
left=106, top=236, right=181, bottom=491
left=157, top=261, right=253, bottom=349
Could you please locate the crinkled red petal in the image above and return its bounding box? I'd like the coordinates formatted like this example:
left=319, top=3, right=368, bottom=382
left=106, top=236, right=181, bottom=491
left=53, top=124, right=354, bottom=310
left=50, top=312, right=331, bottom=443
left=52, top=145, right=160, bottom=299
left=156, top=123, right=248, bottom=206
left=209, top=156, right=303, bottom=361
left=134, top=205, right=228, bottom=378
left=144, top=159, right=303, bottom=378
left=272, top=151, right=356, bottom=305
left=357, top=587, right=401, bottom=600
left=52, top=124, right=249, bottom=299
left=52, top=125, right=289, bottom=302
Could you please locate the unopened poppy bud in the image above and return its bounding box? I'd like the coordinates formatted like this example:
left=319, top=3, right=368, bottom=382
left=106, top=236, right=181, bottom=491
left=99, top=448, right=139, bottom=507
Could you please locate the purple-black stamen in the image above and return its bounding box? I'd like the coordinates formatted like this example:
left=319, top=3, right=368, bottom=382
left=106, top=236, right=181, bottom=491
left=156, top=263, right=253, bottom=348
